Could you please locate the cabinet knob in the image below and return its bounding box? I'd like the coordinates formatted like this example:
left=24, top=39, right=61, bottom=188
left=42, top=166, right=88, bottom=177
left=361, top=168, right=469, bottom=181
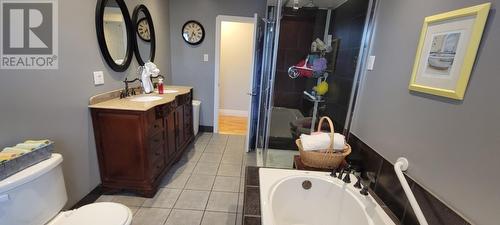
left=154, top=124, right=159, bottom=128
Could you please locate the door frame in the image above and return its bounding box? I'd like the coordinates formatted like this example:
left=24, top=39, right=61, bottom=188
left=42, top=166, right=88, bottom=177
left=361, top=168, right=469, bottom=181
left=213, top=15, right=257, bottom=135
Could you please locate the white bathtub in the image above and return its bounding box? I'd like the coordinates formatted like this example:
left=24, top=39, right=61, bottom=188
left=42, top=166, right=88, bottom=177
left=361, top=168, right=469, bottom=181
left=259, top=168, right=395, bottom=225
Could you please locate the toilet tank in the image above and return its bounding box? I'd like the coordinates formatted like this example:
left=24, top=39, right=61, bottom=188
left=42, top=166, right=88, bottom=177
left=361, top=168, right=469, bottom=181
left=0, top=154, right=67, bottom=225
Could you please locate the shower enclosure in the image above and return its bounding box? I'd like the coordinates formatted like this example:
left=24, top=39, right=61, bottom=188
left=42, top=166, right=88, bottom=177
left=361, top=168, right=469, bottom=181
left=254, top=0, right=378, bottom=168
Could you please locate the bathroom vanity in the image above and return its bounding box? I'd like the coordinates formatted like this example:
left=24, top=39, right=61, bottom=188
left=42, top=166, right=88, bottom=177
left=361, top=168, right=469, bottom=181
left=89, top=86, right=194, bottom=197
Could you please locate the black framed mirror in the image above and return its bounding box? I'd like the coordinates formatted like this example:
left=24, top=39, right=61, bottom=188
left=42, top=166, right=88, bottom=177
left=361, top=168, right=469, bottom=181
left=132, top=5, right=156, bottom=65
left=95, top=0, right=133, bottom=72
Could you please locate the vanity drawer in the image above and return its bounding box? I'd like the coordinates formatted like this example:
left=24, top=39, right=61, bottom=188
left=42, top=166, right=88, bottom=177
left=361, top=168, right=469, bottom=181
left=149, top=132, right=164, bottom=152
left=150, top=156, right=165, bottom=180
left=155, top=102, right=177, bottom=119
left=176, top=93, right=191, bottom=105
left=149, top=119, right=163, bottom=136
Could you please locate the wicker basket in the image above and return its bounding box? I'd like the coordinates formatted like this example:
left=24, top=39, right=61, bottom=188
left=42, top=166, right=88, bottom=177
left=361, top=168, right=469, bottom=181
left=297, top=117, right=351, bottom=169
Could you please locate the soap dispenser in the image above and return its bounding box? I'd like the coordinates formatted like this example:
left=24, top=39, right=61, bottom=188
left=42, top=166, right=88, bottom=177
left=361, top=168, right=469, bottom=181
left=158, top=78, right=164, bottom=94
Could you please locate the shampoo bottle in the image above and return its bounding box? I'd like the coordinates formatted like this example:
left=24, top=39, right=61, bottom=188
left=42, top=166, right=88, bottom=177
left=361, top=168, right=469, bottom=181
left=158, top=78, right=164, bottom=94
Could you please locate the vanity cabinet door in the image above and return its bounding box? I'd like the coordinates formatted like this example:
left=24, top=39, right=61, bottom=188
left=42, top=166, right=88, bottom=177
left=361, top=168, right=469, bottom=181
left=183, top=103, right=194, bottom=141
left=91, top=110, right=148, bottom=184
left=175, top=105, right=185, bottom=151
left=165, top=111, right=176, bottom=162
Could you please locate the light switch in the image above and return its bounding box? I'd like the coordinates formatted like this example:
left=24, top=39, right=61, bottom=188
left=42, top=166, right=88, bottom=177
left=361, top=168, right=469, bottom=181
left=93, top=71, right=104, bottom=85
left=367, top=56, right=376, bottom=71
left=203, top=54, right=209, bottom=62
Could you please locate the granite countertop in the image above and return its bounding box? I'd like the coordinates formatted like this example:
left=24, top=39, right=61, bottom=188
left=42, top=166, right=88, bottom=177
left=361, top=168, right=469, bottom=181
left=88, top=86, right=192, bottom=111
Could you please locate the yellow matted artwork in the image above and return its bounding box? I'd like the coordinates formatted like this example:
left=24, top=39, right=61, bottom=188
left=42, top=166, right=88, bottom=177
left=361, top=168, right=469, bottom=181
left=409, top=3, right=490, bottom=100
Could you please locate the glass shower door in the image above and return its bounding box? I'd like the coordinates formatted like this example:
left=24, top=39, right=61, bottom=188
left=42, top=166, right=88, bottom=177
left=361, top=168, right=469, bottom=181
left=255, top=2, right=282, bottom=153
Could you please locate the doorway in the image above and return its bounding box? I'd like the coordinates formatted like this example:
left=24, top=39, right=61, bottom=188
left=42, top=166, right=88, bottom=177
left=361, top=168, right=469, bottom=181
left=214, top=16, right=257, bottom=138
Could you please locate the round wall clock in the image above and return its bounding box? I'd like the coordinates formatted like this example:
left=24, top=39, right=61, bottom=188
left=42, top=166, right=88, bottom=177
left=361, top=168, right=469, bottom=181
left=182, top=20, right=205, bottom=45
left=136, top=18, right=151, bottom=42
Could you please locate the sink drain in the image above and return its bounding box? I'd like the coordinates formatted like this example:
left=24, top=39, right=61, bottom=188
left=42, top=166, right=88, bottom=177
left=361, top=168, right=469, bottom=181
left=302, top=180, right=312, bottom=190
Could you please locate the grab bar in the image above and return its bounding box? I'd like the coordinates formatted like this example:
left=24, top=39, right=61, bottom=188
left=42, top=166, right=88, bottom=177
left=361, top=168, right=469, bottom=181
left=394, top=158, right=428, bottom=225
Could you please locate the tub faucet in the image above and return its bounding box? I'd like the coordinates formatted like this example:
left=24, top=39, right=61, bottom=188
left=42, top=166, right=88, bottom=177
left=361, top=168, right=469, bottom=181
left=359, top=172, right=376, bottom=196
left=342, top=167, right=352, bottom=183
left=354, top=175, right=362, bottom=189
left=330, top=167, right=341, bottom=178
left=337, top=168, right=345, bottom=180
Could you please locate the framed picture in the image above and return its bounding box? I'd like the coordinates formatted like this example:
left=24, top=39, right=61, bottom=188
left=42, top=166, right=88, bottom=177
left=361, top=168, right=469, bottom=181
left=409, top=3, right=490, bottom=100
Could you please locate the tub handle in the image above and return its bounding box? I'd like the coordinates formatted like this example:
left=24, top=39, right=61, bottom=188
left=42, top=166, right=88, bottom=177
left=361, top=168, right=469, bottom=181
left=0, top=194, right=10, bottom=203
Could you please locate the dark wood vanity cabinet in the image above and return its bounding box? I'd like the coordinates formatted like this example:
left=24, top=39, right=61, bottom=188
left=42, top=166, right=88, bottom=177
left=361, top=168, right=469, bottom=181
left=91, top=91, right=194, bottom=197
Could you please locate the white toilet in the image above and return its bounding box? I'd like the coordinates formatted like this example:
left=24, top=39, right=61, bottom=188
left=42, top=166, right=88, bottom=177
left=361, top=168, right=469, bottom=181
left=0, top=154, right=132, bottom=225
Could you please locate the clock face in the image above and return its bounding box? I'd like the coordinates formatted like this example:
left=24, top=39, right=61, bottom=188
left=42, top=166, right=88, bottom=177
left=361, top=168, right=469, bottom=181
left=137, top=18, right=151, bottom=42
left=182, top=21, right=204, bottom=45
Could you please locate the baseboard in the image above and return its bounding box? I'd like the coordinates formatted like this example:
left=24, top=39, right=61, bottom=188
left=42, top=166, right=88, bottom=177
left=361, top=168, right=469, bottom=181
left=219, top=109, right=248, bottom=117
left=199, top=126, right=213, bottom=132
left=70, top=185, right=104, bottom=209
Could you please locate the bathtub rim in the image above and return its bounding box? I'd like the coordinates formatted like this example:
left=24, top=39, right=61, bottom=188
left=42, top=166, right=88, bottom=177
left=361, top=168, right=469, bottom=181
left=259, top=168, right=396, bottom=225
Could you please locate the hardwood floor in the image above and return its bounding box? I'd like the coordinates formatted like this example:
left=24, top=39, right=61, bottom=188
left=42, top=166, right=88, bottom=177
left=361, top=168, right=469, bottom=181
left=219, top=114, right=248, bottom=135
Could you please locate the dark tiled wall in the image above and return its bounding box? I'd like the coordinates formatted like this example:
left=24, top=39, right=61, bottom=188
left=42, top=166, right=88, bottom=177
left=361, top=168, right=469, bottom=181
left=325, top=0, right=369, bottom=129
left=273, top=8, right=326, bottom=114
left=348, top=135, right=471, bottom=225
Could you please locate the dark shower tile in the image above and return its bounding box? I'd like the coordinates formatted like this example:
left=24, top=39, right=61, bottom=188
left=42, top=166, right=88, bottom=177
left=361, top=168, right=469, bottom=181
left=245, top=166, right=260, bottom=186
left=273, top=92, right=303, bottom=109
left=374, top=159, right=412, bottom=220
left=346, top=15, right=366, bottom=49
left=402, top=183, right=469, bottom=225
left=356, top=137, right=383, bottom=188
left=244, top=186, right=261, bottom=216
left=243, top=216, right=262, bottom=225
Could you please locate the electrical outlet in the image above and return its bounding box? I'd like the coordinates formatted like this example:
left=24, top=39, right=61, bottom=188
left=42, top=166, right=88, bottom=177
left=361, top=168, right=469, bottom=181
left=93, top=71, right=104, bottom=85
left=203, top=54, right=209, bottom=62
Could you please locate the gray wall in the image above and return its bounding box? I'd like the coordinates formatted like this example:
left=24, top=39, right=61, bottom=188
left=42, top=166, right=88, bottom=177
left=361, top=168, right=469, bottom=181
left=169, top=0, right=266, bottom=126
left=0, top=0, right=171, bottom=207
left=352, top=0, right=499, bottom=224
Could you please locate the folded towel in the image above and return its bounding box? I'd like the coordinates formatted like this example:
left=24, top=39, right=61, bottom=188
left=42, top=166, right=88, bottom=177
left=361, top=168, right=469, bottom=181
left=15, top=143, right=46, bottom=150
left=300, top=132, right=346, bottom=152
left=24, top=140, right=50, bottom=145
left=332, top=133, right=346, bottom=150
left=1, top=147, right=30, bottom=155
left=0, top=152, right=23, bottom=162
left=300, top=133, right=331, bottom=151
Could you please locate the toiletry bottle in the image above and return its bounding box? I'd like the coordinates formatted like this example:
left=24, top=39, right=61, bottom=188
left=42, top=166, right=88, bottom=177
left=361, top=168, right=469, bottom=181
left=158, top=78, right=164, bottom=94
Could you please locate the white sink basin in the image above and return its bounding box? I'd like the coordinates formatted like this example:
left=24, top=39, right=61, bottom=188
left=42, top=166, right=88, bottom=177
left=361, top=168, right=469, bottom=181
left=155, top=89, right=179, bottom=94
left=129, top=96, right=163, bottom=102
left=164, top=90, right=179, bottom=94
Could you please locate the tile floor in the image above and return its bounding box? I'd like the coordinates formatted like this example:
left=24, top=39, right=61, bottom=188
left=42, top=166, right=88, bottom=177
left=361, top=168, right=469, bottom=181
left=96, top=133, right=252, bottom=225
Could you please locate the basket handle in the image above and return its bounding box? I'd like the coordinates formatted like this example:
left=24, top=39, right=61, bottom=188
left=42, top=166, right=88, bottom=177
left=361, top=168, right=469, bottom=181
left=317, top=116, right=335, bottom=150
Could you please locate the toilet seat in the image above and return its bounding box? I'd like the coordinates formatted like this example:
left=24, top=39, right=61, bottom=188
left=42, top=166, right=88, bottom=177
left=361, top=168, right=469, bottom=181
left=48, top=202, right=132, bottom=225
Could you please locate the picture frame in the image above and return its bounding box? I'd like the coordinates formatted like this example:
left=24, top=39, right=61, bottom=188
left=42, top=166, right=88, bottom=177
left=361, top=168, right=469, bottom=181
left=409, top=3, right=490, bottom=100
